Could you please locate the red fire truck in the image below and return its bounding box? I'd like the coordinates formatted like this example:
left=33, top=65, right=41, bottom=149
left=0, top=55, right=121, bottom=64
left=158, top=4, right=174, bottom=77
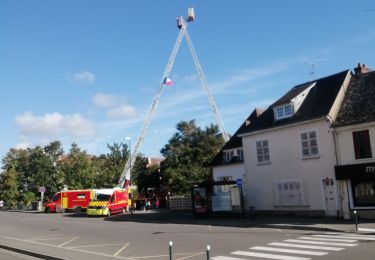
left=44, top=189, right=95, bottom=213
left=87, top=188, right=130, bottom=216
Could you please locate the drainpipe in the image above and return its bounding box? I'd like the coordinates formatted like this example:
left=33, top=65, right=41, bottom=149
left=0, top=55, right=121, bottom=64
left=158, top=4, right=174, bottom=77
left=327, top=115, right=344, bottom=218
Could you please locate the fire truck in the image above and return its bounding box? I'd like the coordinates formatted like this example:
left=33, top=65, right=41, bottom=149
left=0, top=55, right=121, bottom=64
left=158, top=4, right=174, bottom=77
left=44, top=189, right=95, bottom=213
left=87, top=188, right=131, bottom=216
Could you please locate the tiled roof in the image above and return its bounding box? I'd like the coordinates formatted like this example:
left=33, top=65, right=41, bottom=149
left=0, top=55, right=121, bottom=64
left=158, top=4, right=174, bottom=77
left=238, top=70, right=350, bottom=135
left=333, top=71, right=375, bottom=127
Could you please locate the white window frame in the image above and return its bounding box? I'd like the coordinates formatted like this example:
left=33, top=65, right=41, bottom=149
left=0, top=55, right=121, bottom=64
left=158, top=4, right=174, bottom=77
left=300, top=130, right=320, bottom=159
left=274, top=103, right=293, bottom=120
left=256, top=140, right=271, bottom=164
left=275, top=180, right=304, bottom=206
left=237, top=149, right=244, bottom=161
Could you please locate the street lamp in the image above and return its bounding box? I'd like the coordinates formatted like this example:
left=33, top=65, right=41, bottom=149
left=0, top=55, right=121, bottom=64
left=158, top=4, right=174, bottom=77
left=125, top=137, right=131, bottom=184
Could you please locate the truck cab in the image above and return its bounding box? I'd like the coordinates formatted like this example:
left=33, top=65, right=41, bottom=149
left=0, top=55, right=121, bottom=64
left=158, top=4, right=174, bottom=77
left=87, top=188, right=129, bottom=216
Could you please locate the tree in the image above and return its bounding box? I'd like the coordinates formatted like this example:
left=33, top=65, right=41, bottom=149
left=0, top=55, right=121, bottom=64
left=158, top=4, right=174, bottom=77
left=60, top=143, right=96, bottom=190
left=1, top=164, right=19, bottom=208
left=160, top=120, right=225, bottom=194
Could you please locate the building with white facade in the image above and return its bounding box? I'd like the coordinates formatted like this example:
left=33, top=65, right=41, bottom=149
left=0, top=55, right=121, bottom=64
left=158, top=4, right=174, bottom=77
left=333, top=64, right=375, bottom=219
left=237, top=70, right=351, bottom=217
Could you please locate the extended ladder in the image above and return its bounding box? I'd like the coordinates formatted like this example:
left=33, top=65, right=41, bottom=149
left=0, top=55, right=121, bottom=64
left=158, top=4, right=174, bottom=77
left=118, top=15, right=228, bottom=188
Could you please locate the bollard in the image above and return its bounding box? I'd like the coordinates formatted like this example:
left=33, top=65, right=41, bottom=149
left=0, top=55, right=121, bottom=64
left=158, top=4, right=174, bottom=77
left=354, top=210, right=358, bottom=231
left=206, top=245, right=210, bottom=260
left=169, top=241, right=173, bottom=260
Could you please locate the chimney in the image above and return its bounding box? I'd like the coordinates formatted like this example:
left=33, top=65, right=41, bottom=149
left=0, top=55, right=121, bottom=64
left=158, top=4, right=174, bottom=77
left=354, top=63, right=371, bottom=75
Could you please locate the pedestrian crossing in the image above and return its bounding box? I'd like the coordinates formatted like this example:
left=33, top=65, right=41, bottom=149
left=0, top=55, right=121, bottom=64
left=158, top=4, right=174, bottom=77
left=212, top=232, right=375, bottom=260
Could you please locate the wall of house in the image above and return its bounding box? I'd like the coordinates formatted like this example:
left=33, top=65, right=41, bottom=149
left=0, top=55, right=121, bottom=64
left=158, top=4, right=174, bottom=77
left=336, top=122, right=375, bottom=165
left=212, top=163, right=245, bottom=182
left=335, top=122, right=375, bottom=219
left=242, top=119, right=338, bottom=216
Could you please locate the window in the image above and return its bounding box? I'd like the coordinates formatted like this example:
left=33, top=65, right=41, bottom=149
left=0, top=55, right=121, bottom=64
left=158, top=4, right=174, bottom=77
left=217, top=176, right=232, bottom=192
left=237, top=149, right=244, bottom=161
left=222, top=152, right=230, bottom=162
left=256, top=140, right=270, bottom=163
left=276, top=180, right=304, bottom=206
left=352, top=180, right=375, bottom=207
left=301, top=130, right=319, bottom=158
left=77, top=194, right=86, bottom=199
left=274, top=104, right=293, bottom=120
left=353, top=130, right=372, bottom=159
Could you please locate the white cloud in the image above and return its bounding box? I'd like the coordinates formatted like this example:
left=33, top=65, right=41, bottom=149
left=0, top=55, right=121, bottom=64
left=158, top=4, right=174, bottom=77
left=14, top=142, right=33, bottom=150
left=15, top=111, right=95, bottom=138
left=66, top=70, right=96, bottom=85
left=92, top=93, right=120, bottom=108
left=106, top=105, right=139, bottom=120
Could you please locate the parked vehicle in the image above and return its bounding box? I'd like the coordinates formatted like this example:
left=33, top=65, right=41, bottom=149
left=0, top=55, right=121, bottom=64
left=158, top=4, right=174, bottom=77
left=87, top=188, right=130, bottom=216
left=44, top=190, right=95, bottom=213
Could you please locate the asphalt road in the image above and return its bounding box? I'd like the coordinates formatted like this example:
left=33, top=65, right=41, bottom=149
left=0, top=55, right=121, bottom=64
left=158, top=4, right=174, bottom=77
left=1, top=210, right=375, bottom=260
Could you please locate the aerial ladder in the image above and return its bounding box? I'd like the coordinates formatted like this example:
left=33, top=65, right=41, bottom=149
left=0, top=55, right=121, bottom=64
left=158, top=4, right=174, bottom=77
left=118, top=8, right=229, bottom=188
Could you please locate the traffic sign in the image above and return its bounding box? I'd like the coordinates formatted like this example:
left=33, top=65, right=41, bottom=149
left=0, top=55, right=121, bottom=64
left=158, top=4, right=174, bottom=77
left=38, top=186, right=46, bottom=193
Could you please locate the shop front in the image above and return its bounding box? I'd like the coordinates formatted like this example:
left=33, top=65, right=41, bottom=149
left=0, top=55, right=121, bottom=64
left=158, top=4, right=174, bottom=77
left=335, top=162, right=375, bottom=218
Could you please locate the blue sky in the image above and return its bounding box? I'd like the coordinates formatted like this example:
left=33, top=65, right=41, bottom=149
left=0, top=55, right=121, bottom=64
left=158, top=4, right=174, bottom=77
left=1, top=1, right=374, bottom=160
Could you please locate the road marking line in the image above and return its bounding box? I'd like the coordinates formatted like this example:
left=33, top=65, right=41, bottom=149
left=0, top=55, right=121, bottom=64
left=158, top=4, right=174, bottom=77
left=325, top=232, right=375, bottom=238
left=316, top=234, right=375, bottom=240
left=251, top=246, right=327, bottom=256
left=284, top=239, right=358, bottom=247
left=114, top=243, right=130, bottom=256
left=232, top=250, right=311, bottom=260
left=59, top=237, right=79, bottom=247
left=268, top=242, right=344, bottom=251
left=69, top=248, right=131, bottom=259
left=68, top=243, right=126, bottom=249
left=176, top=252, right=204, bottom=260
left=212, top=256, right=248, bottom=260
left=27, top=234, right=62, bottom=240
left=29, top=237, right=75, bottom=241
left=298, top=236, right=358, bottom=242
left=129, top=252, right=203, bottom=259
left=358, top=228, right=375, bottom=232
left=1, top=236, right=133, bottom=260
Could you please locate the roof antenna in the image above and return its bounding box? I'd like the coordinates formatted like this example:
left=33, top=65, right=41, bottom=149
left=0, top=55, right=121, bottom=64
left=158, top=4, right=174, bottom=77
left=305, top=62, right=317, bottom=80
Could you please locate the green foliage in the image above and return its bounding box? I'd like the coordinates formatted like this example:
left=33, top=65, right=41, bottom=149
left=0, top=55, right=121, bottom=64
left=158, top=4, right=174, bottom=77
left=1, top=165, right=19, bottom=208
left=160, top=120, right=225, bottom=194
left=0, top=126, right=221, bottom=205
left=60, top=143, right=97, bottom=190
left=20, top=191, right=36, bottom=206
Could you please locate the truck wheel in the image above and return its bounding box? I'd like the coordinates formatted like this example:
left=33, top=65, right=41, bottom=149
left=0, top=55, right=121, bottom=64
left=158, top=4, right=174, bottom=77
left=74, top=207, right=82, bottom=214
left=44, top=207, right=51, bottom=213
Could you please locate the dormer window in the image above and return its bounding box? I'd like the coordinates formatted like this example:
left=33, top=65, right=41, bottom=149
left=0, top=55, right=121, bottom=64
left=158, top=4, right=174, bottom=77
left=274, top=104, right=293, bottom=120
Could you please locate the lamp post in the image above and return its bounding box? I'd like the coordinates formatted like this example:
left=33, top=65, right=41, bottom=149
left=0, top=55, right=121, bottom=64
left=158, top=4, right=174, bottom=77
left=126, top=137, right=131, bottom=183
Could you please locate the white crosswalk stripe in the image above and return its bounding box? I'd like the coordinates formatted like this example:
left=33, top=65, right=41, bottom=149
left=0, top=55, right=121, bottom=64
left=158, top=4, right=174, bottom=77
left=232, top=250, right=311, bottom=260
left=315, top=234, right=375, bottom=241
left=268, top=242, right=344, bottom=251
left=284, top=239, right=358, bottom=247
left=212, top=232, right=368, bottom=260
left=212, top=256, right=248, bottom=260
left=298, top=236, right=358, bottom=242
left=251, top=246, right=328, bottom=256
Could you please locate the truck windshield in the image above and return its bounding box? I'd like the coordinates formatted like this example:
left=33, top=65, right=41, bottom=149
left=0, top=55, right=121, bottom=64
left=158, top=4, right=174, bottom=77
left=95, top=194, right=111, bottom=201
left=52, top=195, right=59, bottom=202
